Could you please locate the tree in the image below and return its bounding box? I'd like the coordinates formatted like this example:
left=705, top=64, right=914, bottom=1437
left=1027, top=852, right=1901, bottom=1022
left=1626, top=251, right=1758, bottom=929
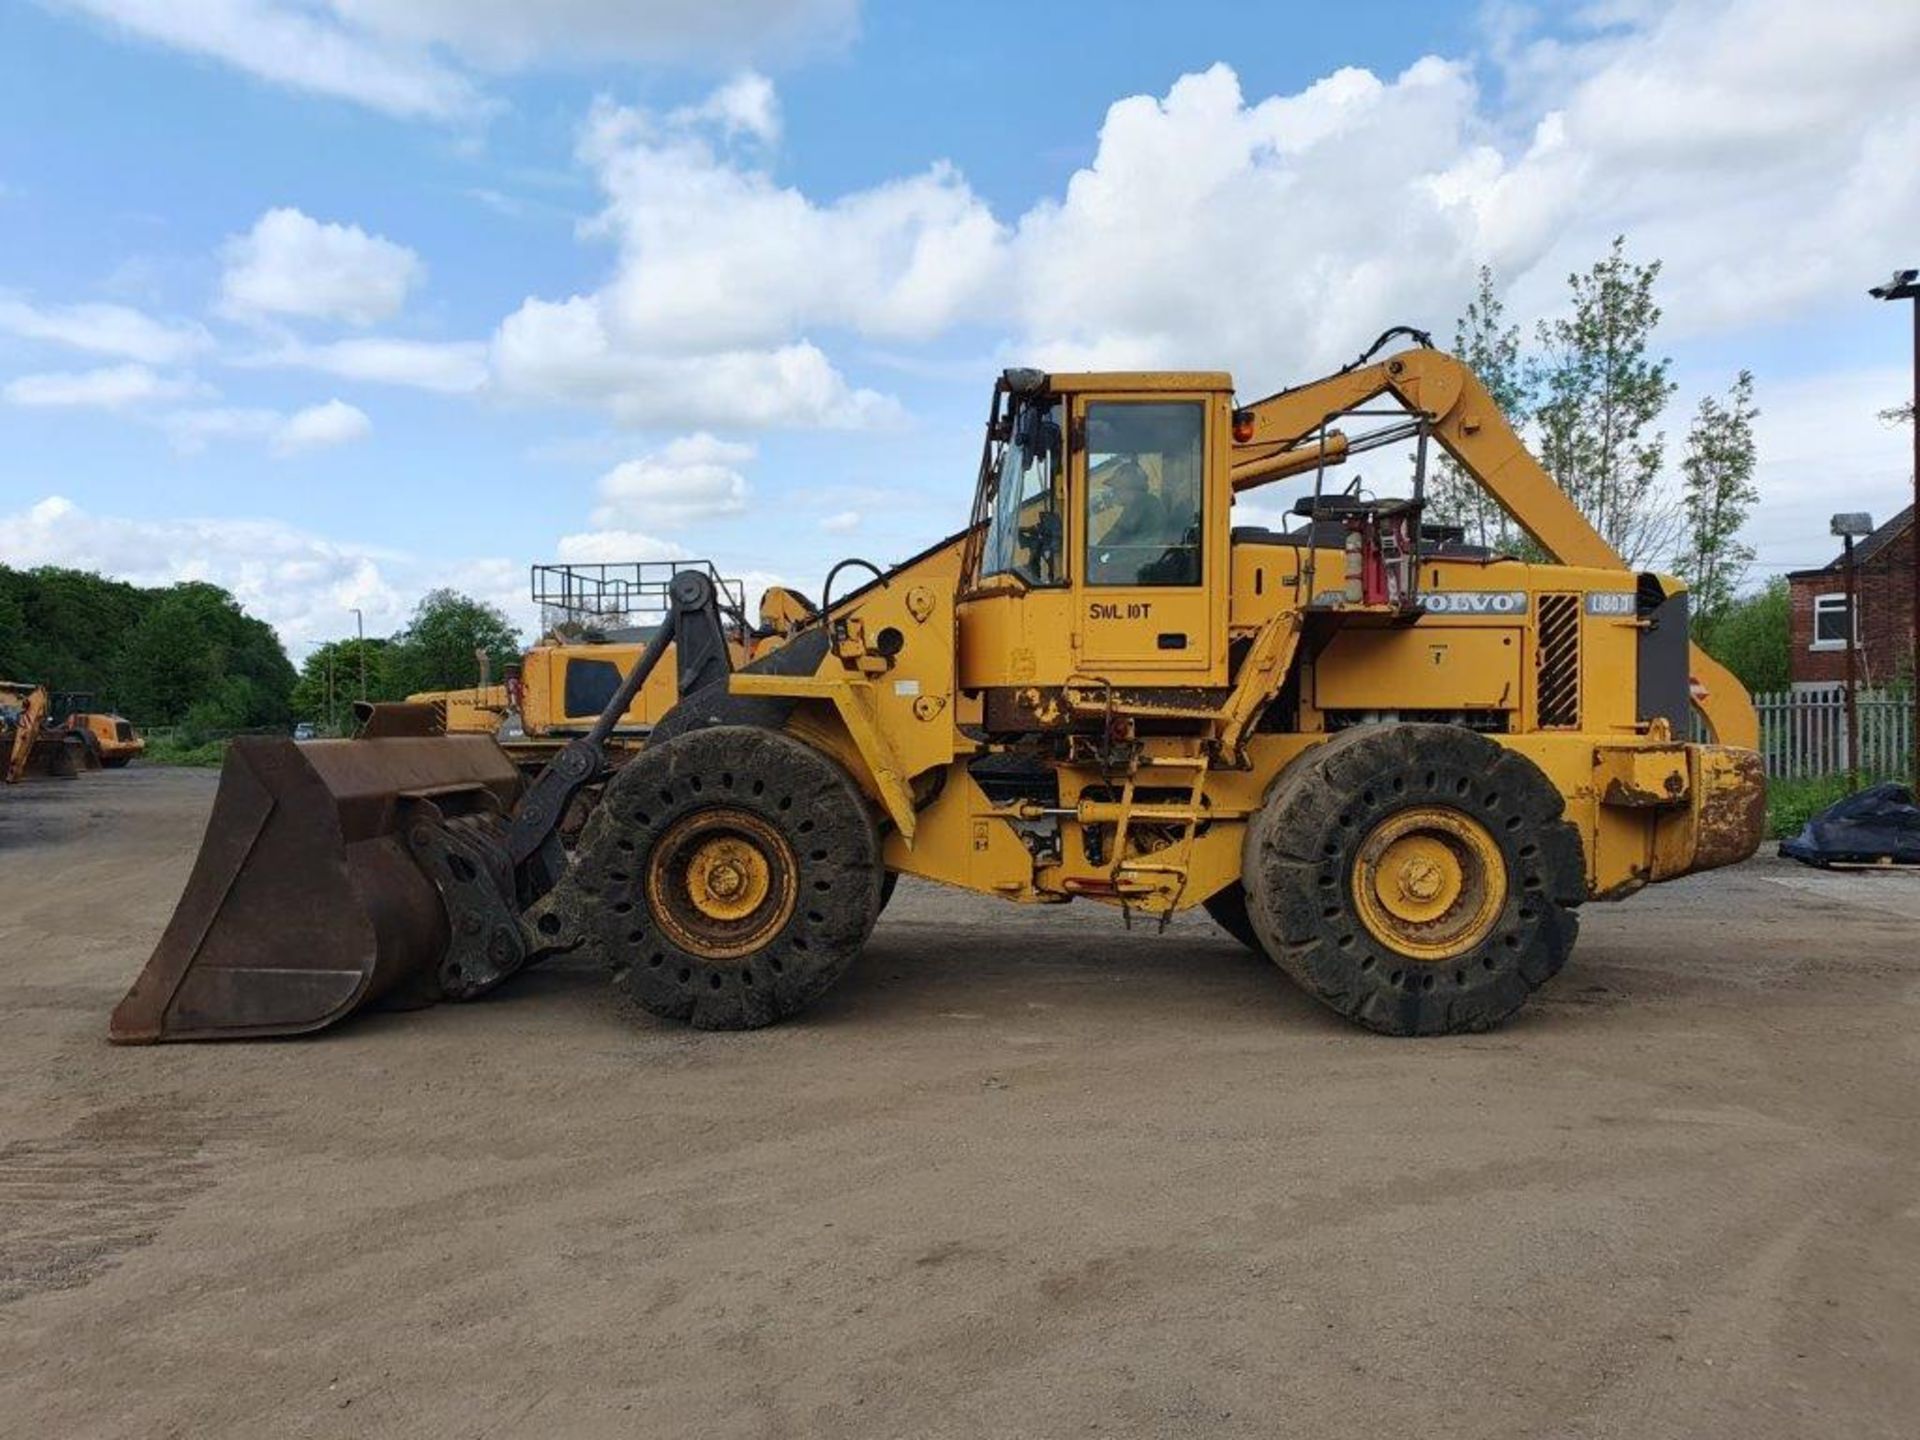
left=1429, top=266, right=1530, bottom=549
left=113, top=581, right=295, bottom=733
left=384, top=590, right=520, bottom=697
left=1699, top=578, right=1790, bottom=695
left=0, top=564, right=150, bottom=704
left=289, top=637, right=404, bottom=733
left=1532, top=236, right=1679, bottom=566
left=1672, top=371, right=1760, bottom=628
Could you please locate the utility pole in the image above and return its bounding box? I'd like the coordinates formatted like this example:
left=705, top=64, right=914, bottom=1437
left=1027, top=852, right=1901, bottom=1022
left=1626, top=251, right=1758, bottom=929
left=1867, top=270, right=1919, bottom=784
left=1832, top=513, right=1873, bottom=788
left=325, top=649, right=334, bottom=736
left=351, top=608, right=367, bottom=704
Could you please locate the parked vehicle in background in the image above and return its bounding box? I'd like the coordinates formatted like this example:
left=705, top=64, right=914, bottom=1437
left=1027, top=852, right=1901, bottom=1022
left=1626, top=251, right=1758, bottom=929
left=293, top=722, right=318, bottom=741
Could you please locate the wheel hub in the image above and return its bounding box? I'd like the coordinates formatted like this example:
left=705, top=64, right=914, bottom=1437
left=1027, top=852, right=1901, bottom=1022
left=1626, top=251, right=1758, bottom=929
left=1351, top=807, right=1506, bottom=962
left=647, top=808, right=797, bottom=960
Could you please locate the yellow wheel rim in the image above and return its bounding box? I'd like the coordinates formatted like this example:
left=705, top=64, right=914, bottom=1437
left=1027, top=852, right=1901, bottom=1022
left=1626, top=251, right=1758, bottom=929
left=685, top=836, right=773, bottom=922
left=1350, top=806, right=1506, bottom=962
left=647, top=808, right=797, bottom=960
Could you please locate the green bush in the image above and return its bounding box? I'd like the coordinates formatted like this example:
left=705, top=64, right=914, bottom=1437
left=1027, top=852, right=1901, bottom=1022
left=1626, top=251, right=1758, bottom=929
left=143, top=735, right=228, bottom=768
left=1698, top=578, right=1789, bottom=695
left=1765, top=772, right=1910, bottom=840
left=1765, top=775, right=1850, bottom=839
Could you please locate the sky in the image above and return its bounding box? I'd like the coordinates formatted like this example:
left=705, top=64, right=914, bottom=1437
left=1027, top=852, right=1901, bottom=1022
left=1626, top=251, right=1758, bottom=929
left=1, top=0, right=1917, bottom=658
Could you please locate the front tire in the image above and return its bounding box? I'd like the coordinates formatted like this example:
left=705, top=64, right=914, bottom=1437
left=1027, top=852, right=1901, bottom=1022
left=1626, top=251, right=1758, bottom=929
left=1243, top=724, right=1585, bottom=1036
left=571, top=726, right=882, bottom=1029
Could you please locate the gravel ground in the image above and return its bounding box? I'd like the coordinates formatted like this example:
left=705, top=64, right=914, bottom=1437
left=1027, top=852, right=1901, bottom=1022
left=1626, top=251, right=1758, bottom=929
left=2, top=764, right=1917, bottom=1439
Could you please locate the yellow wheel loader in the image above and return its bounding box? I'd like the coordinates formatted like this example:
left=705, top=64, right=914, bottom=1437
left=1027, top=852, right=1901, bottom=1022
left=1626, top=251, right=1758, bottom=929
left=3, top=681, right=103, bottom=783
left=112, top=332, right=1765, bottom=1043
left=49, top=693, right=145, bottom=768
left=403, top=562, right=784, bottom=761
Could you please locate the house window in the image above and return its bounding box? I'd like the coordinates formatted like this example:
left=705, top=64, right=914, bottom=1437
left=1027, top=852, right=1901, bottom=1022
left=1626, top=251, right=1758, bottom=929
left=1811, top=593, right=1854, bottom=649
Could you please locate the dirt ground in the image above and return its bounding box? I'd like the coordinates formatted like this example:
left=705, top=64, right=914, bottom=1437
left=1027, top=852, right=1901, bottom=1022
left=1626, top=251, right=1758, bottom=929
left=2, top=765, right=1918, bottom=1440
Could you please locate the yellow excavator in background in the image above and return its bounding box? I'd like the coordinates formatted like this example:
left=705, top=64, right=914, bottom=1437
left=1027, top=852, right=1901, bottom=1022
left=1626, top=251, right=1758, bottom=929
left=114, top=330, right=1764, bottom=1045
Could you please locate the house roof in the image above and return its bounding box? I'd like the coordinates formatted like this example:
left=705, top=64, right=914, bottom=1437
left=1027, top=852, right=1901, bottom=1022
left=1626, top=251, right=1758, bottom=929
left=1788, top=503, right=1914, bottom=579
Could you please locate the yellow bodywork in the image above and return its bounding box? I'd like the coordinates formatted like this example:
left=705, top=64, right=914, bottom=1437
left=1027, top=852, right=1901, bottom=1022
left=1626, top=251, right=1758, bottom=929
left=409, top=632, right=749, bottom=758
left=714, top=345, right=1765, bottom=915
left=57, top=710, right=145, bottom=765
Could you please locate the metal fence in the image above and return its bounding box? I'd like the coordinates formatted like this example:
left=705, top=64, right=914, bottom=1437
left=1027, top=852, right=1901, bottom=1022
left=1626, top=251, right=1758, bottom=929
left=1753, top=686, right=1914, bottom=781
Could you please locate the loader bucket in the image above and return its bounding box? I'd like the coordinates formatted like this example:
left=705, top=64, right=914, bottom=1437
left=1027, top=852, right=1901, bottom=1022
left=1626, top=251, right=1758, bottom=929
left=110, top=734, right=523, bottom=1043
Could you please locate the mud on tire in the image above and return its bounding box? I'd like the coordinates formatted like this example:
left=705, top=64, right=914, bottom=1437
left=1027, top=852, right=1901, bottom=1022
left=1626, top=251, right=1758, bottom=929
left=1243, top=723, right=1585, bottom=1036
left=557, top=726, right=882, bottom=1030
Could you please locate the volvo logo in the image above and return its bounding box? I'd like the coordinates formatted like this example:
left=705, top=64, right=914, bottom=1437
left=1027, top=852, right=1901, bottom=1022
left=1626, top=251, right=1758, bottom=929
left=1421, top=591, right=1529, bottom=616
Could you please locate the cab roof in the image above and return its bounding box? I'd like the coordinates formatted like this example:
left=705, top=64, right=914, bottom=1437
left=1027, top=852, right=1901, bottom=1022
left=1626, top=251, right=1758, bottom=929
left=1018, top=370, right=1235, bottom=396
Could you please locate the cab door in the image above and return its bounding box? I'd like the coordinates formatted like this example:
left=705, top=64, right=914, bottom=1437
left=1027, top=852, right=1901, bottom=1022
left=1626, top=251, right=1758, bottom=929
left=1072, top=392, right=1224, bottom=680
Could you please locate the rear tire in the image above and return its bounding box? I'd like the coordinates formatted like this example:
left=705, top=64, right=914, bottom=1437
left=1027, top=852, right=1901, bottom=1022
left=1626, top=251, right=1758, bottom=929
left=1243, top=724, right=1585, bottom=1036
left=579, top=726, right=882, bottom=1030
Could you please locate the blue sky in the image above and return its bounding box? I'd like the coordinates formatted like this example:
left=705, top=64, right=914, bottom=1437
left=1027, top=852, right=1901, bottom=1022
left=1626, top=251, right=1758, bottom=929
left=2, top=0, right=1917, bottom=654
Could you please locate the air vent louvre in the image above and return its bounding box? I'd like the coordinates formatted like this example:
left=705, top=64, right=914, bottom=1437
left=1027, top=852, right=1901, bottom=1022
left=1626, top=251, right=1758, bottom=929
left=1536, top=593, right=1581, bottom=729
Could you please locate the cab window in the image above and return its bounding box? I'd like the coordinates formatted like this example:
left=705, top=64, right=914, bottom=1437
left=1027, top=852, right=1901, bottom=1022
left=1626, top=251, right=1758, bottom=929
left=564, top=658, right=622, bottom=718
left=1084, top=401, right=1203, bottom=586
left=982, top=399, right=1065, bottom=585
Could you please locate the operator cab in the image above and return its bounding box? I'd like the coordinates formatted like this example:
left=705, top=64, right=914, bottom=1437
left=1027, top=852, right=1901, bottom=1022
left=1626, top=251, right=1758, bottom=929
left=959, top=368, right=1235, bottom=692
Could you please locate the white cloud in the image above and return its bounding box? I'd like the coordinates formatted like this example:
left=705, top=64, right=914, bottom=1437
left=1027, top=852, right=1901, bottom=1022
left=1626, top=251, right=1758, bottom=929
left=496, top=4, right=1917, bottom=423
left=553, top=529, right=689, bottom=564
left=1456, top=0, right=1920, bottom=338
left=48, top=0, right=481, bottom=120
left=0, top=494, right=529, bottom=646
left=486, top=78, right=988, bottom=429
left=247, top=336, right=489, bottom=393
left=819, top=509, right=860, bottom=534
left=0, top=295, right=209, bottom=364
left=578, top=94, right=1005, bottom=351
left=669, top=71, right=781, bottom=145
left=277, top=398, right=372, bottom=454
left=491, top=296, right=889, bottom=427
left=165, top=398, right=371, bottom=457
left=46, top=1, right=853, bottom=120
left=220, top=207, right=424, bottom=325
left=590, top=434, right=753, bottom=529
left=3, top=364, right=198, bottom=409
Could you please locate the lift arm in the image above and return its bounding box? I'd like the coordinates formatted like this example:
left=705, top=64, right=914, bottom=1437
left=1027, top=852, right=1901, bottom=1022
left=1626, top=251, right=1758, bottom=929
left=1231, top=346, right=1758, bottom=749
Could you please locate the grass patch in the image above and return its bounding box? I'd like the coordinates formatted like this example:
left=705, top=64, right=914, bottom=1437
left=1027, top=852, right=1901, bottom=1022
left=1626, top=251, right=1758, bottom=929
left=141, top=736, right=228, bottom=768
left=1766, top=773, right=1908, bottom=839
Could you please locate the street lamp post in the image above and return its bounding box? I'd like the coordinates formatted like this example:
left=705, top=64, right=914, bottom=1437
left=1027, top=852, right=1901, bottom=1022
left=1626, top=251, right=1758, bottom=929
left=1867, top=269, right=1919, bottom=785
left=1832, top=512, right=1874, bottom=790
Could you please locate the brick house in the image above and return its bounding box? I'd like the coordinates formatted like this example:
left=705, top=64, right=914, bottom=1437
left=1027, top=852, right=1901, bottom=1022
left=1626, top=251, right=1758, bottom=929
left=1786, top=504, right=1915, bottom=689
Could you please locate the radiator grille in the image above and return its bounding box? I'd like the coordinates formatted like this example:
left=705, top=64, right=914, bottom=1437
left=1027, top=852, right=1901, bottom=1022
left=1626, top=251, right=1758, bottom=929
left=1536, top=593, right=1581, bottom=729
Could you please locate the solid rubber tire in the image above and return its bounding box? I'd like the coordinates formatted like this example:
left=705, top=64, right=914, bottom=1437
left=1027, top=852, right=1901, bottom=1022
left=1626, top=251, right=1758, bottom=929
left=573, top=726, right=882, bottom=1029
left=1242, top=723, right=1585, bottom=1036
